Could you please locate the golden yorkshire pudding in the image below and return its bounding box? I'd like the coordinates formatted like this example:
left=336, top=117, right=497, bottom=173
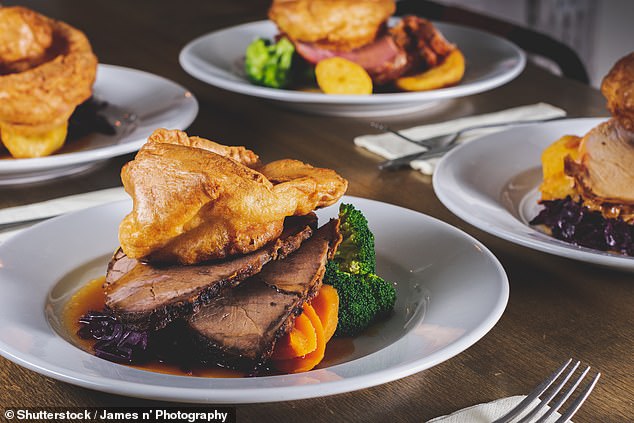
left=601, top=52, right=634, bottom=131
left=0, top=7, right=53, bottom=74
left=268, top=0, right=395, bottom=52
left=146, top=128, right=261, bottom=168
left=0, top=6, right=97, bottom=158
left=119, top=129, right=347, bottom=264
left=0, top=7, right=97, bottom=128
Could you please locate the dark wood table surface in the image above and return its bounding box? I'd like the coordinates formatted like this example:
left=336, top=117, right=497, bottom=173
left=1, top=1, right=632, bottom=422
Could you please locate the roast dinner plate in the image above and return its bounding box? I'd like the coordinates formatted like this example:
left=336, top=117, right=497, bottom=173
left=0, top=196, right=507, bottom=403
left=433, top=117, right=634, bottom=272
left=179, top=20, right=525, bottom=117
left=0, top=64, right=198, bottom=185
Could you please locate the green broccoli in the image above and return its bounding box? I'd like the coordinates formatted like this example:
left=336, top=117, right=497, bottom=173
left=325, top=262, right=378, bottom=337
left=332, top=203, right=376, bottom=275
left=367, top=273, right=397, bottom=315
left=244, top=37, right=295, bottom=89
left=324, top=204, right=396, bottom=337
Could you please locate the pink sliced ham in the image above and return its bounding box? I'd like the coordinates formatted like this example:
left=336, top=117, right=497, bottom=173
left=295, top=34, right=409, bottom=84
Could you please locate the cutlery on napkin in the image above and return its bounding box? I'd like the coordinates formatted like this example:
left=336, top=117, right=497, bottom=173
left=354, top=103, right=567, bottom=175
left=0, top=187, right=128, bottom=243
left=427, top=395, right=570, bottom=423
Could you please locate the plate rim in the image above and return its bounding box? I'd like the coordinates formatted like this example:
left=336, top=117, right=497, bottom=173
left=433, top=117, right=634, bottom=271
left=0, top=64, right=199, bottom=173
left=178, top=20, right=526, bottom=105
left=0, top=196, right=509, bottom=403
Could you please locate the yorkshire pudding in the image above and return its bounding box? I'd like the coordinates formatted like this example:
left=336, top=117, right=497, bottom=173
left=0, top=6, right=97, bottom=157
left=0, top=7, right=97, bottom=128
left=268, top=0, right=395, bottom=52
left=119, top=129, right=348, bottom=264
left=0, top=7, right=53, bottom=74
left=601, top=52, right=634, bottom=131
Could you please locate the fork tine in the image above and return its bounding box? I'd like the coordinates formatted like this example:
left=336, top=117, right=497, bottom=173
left=517, top=361, right=581, bottom=423
left=492, top=359, right=573, bottom=423
left=534, top=364, right=587, bottom=423
left=554, top=371, right=601, bottom=423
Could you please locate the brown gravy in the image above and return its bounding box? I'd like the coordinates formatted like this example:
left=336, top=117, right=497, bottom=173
left=63, top=278, right=354, bottom=377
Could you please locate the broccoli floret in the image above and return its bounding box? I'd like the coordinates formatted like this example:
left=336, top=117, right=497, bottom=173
left=325, top=262, right=377, bottom=336
left=324, top=263, right=396, bottom=337
left=324, top=204, right=397, bottom=336
left=332, top=203, right=376, bottom=275
left=367, top=273, right=396, bottom=314
left=244, top=37, right=295, bottom=89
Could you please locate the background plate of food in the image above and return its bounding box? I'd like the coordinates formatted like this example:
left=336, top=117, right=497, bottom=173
left=179, top=17, right=525, bottom=117
left=0, top=196, right=508, bottom=403
left=433, top=117, right=634, bottom=272
left=0, top=64, right=198, bottom=185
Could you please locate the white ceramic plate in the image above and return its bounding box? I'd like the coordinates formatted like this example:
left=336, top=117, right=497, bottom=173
left=433, top=117, right=634, bottom=272
left=0, top=196, right=508, bottom=403
left=179, top=20, right=525, bottom=117
left=0, top=64, right=198, bottom=185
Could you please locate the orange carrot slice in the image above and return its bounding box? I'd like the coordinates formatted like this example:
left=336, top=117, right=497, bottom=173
left=310, top=284, right=339, bottom=343
left=273, top=303, right=326, bottom=373
left=271, top=311, right=317, bottom=360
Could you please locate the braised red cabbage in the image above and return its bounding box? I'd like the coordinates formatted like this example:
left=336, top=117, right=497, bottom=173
left=78, top=310, right=148, bottom=363
left=530, top=196, right=634, bottom=256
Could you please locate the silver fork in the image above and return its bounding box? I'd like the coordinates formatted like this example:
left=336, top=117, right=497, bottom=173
left=377, top=135, right=460, bottom=170
left=493, top=359, right=600, bottom=423
left=373, top=116, right=565, bottom=170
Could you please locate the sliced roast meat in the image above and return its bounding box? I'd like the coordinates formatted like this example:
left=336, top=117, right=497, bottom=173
left=185, top=219, right=341, bottom=372
left=565, top=118, right=634, bottom=222
left=104, top=214, right=317, bottom=331
left=295, top=34, right=409, bottom=84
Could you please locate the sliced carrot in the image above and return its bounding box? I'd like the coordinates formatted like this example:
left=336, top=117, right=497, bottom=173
left=271, top=285, right=339, bottom=373
left=310, top=284, right=339, bottom=343
left=273, top=303, right=326, bottom=373
left=271, top=311, right=317, bottom=360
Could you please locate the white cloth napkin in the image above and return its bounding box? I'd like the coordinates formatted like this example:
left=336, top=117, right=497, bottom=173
left=354, top=103, right=567, bottom=175
left=0, top=187, right=128, bottom=243
left=427, top=395, right=570, bottom=423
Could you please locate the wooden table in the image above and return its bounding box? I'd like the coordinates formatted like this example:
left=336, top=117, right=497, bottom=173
left=1, top=2, right=632, bottom=422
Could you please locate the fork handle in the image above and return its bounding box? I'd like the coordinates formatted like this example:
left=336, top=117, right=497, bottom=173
left=378, top=143, right=457, bottom=170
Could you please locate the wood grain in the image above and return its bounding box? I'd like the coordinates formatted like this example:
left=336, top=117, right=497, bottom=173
left=1, top=1, right=631, bottom=422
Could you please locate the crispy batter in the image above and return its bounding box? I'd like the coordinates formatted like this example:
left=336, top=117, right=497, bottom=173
left=601, top=52, right=634, bottom=131
left=268, top=0, right=395, bottom=51
left=257, top=158, right=348, bottom=213
left=148, top=128, right=261, bottom=167
left=0, top=7, right=97, bottom=128
left=0, top=7, right=53, bottom=73
left=119, top=130, right=348, bottom=264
